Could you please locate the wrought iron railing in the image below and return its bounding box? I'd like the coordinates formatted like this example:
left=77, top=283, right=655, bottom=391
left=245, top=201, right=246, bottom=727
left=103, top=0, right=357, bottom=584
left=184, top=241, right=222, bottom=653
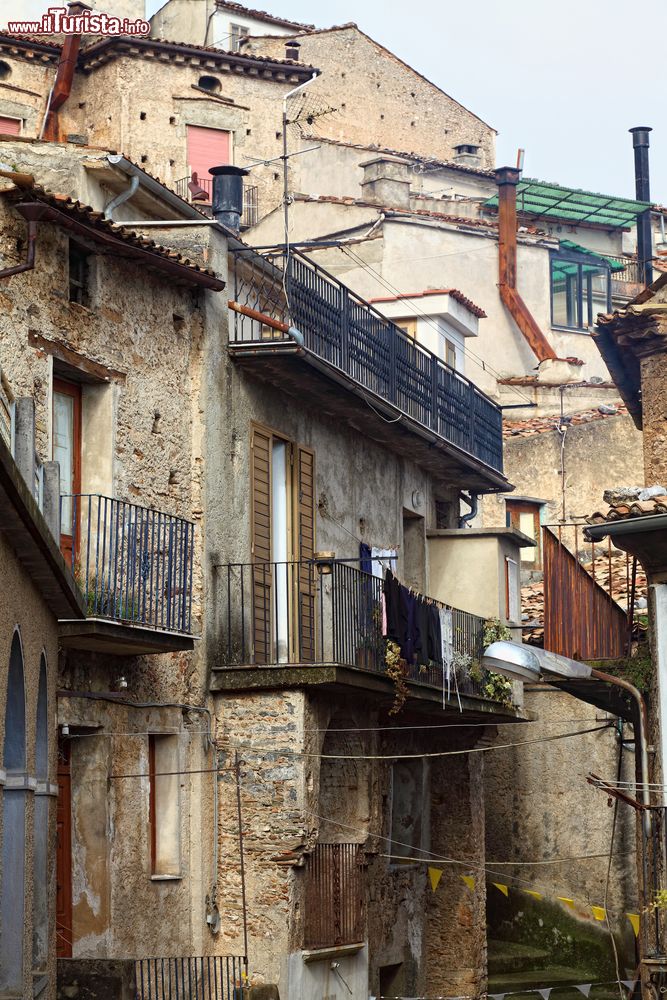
left=135, top=956, right=246, bottom=1000
left=173, top=175, right=259, bottom=227
left=230, top=249, right=504, bottom=473
left=303, top=843, right=365, bottom=949
left=61, top=494, right=194, bottom=634
left=218, top=558, right=493, bottom=698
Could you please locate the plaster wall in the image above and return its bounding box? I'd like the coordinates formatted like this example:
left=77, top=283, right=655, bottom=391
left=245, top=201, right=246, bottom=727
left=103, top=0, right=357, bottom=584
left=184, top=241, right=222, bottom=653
left=150, top=2, right=296, bottom=48
left=0, top=533, right=59, bottom=999
left=427, top=532, right=523, bottom=625
left=244, top=27, right=496, bottom=169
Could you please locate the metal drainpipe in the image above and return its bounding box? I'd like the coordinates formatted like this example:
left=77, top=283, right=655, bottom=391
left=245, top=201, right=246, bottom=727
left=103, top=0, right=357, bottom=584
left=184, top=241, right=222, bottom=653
left=458, top=491, right=479, bottom=527
left=103, top=174, right=140, bottom=221
left=0, top=219, right=37, bottom=280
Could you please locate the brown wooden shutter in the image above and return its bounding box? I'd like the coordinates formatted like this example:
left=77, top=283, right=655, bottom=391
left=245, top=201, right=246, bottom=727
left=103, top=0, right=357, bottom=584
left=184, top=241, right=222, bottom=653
left=296, top=444, right=316, bottom=661
left=251, top=424, right=272, bottom=663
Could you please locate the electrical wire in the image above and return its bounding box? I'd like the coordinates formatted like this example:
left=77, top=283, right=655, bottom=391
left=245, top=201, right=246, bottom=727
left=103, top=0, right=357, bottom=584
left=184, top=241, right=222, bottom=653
left=338, top=244, right=537, bottom=409
left=300, top=717, right=617, bottom=733
left=218, top=722, right=612, bottom=761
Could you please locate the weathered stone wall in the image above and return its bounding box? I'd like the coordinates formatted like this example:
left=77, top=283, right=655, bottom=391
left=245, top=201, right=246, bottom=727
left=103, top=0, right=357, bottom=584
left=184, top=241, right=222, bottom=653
left=0, top=532, right=60, bottom=999
left=640, top=351, right=667, bottom=486
left=480, top=414, right=643, bottom=530
left=244, top=27, right=496, bottom=169
left=484, top=687, right=638, bottom=968
left=0, top=46, right=56, bottom=137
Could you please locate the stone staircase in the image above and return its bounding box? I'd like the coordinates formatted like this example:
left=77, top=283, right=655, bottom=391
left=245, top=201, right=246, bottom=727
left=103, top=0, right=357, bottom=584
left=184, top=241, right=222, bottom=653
left=487, top=940, right=625, bottom=999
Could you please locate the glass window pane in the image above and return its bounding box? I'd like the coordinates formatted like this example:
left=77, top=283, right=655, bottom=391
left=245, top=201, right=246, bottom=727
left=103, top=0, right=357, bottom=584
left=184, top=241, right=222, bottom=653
left=587, top=267, right=609, bottom=329
left=54, top=391, right=74, bottom=527
left=552, top=259, right=581, bottom=328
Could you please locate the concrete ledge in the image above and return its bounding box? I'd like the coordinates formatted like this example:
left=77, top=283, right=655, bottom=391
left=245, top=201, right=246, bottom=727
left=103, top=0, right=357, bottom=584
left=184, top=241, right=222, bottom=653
left=302, top=942, right=365, bottom=963
left=58, top=617, right=196, bottom=655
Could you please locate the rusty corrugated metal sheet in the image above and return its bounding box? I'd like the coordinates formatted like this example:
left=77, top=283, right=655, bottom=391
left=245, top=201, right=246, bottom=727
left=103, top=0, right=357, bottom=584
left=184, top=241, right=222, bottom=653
left=543, top=526, right=627, bottom=659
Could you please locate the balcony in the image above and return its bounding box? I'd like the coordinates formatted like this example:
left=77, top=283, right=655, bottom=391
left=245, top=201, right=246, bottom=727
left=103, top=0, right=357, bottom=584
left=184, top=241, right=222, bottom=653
left=228, top=250, right=508, bottom=493
left=57, top=494, right=196, bottom=655
left=173, top=174, right=259, bottom=228
left=211, top=559, right=518, bottom=719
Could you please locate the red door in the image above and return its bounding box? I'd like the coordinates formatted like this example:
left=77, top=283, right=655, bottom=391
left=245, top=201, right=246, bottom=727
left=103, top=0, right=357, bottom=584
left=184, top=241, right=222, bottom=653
left=186, top=125, right=231, bottom=200
left=53, top=378, right=82, bottom=565
left=56, top=737, right=73, bottom=958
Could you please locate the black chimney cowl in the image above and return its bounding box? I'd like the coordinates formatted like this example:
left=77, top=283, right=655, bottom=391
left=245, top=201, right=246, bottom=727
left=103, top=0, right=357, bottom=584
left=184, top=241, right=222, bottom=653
left=285, top=39, right=301, bottom=61
left=209, top=164, right=249, bottom=232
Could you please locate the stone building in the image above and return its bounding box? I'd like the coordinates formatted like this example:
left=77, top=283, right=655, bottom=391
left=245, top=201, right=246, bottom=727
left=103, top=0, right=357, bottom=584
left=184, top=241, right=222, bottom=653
left=0, top=379, right=85, bottom=1000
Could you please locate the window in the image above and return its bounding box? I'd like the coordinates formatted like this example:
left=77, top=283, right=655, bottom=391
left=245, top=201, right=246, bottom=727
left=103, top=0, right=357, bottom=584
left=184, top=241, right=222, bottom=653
left=230, top=22, right=249, bottom=51
left=444, top=338, right=457, bottom=369
left=505, top=557, right=519, bottom=624
left=550, top=251, right=611, bottom=332
left=68, top=241, right=90, bottom=305
left=186, top=125, right=231, bottom=203
left=0, top=114, right=20, bottom=135
left=197, top=75, right=221, bottom=93
left=251, top=423, right=315, bottom=664
left=396, top=317, right=417, bottom=338
left=506, top=499, right=542, bottom=568
left=148, top=735, right=181, bottom=877
left=53, top=378, right=81, bottom=563
left=390, top=759, right=428, bottom=860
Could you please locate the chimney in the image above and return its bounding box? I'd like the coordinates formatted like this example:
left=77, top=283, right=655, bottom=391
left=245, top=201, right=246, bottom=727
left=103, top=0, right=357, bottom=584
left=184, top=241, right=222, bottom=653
left=209, top=165, right=248, bottom=232
left=630, top=126, right=653, bottom=286
left=494, top=166, right=556, bottom=362
left=360, top=157, right=411, bottom=210
left=453, top=143, right=482, bottom=169
left=43, top=1, right=92, bottom=142
left=285, top=39, right=301, bottom=61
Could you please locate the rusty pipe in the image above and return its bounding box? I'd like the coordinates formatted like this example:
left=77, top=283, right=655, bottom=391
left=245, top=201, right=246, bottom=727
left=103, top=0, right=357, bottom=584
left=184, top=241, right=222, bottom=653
left=0, top=220, right=37, bottom=280
left=42, top=2, right=91, bottom=141
left=228, top=300, right=290, bottom=332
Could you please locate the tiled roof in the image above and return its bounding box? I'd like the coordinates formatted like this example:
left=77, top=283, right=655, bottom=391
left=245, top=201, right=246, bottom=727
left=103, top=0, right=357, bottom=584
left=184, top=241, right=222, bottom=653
left=503, top=404, right=629, bottom=439
left=588, top=495, right=667, bottom=525
left=77, top=34, right=317, bottom=76
left=303, top=135, right=496, bottom=178
left=214, top=0, right=315, bottom=30
left=0, top=32, right=60, bottom=59
left=368, top=288, right=486, bottom=318
left=3, top=179, right=224, bottom=288
left=292, top=193, right=546, bottom=236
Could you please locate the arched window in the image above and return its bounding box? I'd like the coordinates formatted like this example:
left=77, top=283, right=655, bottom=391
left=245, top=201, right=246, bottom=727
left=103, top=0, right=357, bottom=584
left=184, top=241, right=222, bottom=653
left=1, top=630, right=27, bottom=992
left=198, top=75, right=221, bottom=93
left=33, top=654, right=49, bottom=971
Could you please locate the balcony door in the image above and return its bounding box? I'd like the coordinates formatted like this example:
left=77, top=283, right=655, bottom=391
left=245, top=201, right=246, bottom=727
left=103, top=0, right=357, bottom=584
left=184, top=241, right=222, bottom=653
left=251, top=424, right=315, bottom=664
left=53, top=378, right=81, bottom=564
left=186, top=125, right=230, bottom=201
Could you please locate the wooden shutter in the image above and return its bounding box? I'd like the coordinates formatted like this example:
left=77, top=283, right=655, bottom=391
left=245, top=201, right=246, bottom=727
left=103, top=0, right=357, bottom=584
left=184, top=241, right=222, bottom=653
left=296, top=445, right=315, bottom=660
left=251, top=424, right=272, bottom=663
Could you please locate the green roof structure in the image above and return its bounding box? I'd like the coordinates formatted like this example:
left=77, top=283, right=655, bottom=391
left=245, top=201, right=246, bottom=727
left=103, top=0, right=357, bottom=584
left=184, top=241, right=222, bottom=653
left=558, top=239, right=627, bottom=272
left=485, top=179, right=650, bottom=228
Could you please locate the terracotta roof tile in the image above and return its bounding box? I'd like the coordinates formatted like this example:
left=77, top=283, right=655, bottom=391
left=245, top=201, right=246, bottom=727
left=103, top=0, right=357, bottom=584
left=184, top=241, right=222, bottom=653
left=3, top=179, right=223, bottom=288
left=368, top=288, right=486, bottom=318
left=503, top=404, right=629, bottom=439
left=302, top=135, right=496, bottom=178
left=214, top=0, right=315, bottom=30
left=587, top=495, right=667, bottom=525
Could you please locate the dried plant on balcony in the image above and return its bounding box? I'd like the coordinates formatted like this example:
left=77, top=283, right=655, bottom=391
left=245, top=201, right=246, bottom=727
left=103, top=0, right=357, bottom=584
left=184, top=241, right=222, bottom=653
left=385, top=640, right=409, bottom=716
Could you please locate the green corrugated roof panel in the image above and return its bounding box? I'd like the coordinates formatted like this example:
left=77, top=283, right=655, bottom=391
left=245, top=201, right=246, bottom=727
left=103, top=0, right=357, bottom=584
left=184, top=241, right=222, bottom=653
left=558, top=239, right=627, bottom=272
left=485, top=179, right=650, bottom=228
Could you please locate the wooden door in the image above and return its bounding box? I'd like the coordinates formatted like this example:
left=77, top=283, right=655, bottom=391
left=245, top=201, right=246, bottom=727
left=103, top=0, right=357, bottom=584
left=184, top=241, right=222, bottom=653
left=56, top=737, right=73, bottom=958
left=53, top=378, right=82, bottom=565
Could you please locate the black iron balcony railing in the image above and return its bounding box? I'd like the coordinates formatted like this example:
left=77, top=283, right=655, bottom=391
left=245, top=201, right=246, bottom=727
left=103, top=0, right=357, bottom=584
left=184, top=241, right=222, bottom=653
left=61, top=494, right=194, bottom=634
left=135, top=956, right=246, bottom=1000
left=173, top=174, right=259, bottom=227
left=304, top=843, right=365, bottom=949
left=230, top=249, right=503, bottom=473
left=218, top=558, right=493, bottom=698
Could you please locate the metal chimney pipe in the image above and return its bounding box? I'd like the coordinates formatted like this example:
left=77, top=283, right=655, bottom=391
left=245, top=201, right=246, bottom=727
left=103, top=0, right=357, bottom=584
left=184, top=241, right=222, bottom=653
left=630, top=126, right=653, bottom=286
left=209, top=165, right=249, bottom=233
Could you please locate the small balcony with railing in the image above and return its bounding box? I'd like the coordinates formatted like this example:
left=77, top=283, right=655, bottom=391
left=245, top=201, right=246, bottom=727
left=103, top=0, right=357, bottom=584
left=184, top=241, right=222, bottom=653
left=57, top=494, right=196, bottom=655
left=173, top=173, right=259, bottom=228
left=228, top=249, right=508, bottom=494
left=212, top=558, right=518, bottom=718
